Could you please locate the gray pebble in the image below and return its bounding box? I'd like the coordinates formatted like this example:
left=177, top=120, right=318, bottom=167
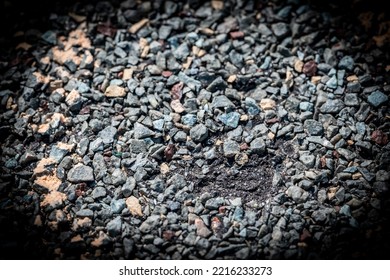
left=190, top=124, right=208, bottom=142
left=68, top=164, right=94, bottom=183
left=320, top=99, right=345, bottom=114
left=99, top=126, right=117, bottom=144
left=367, top=90, right=388, bottom=107
left=223, top=139, right=240, bottom=157
left=107, top=216, right=122, bottom=236
left=134, top=123, right=155, bottom=139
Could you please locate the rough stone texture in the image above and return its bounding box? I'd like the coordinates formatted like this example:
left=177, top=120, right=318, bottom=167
left=1, top=0, right=389, bottom=262
left=67, top=164, right=94, bottom=183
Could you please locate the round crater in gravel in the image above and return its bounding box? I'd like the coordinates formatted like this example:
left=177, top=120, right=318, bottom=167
left=191, top=154, right=277, bottom=205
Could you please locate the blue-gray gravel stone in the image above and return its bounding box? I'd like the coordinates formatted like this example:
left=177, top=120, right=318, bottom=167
left=107, top=216, right=122, bottom=236
left=299, top=152, right=315, bottom=168
left=312, top=209, right=329, bottom=223
left=98, top=126, right=117, bottom=144
left=367, top=90, right=388, bottom=107
left=218, top=112, right=240, bottom=128
left=173, top=43, right=190, bottom=61
left=110, top=199, right=126, bottom=214
left=323, top=48, right=337, bottom=67
left=129, top=139, right=147, bottom=154
left=260, top=56, right=272, bottom=69
left=304, top=119, right=324, bottom=136
left=139, top=215, right=160, bottom=233
left=271, top=22, right=289, bottom=38
left=133, top=123, right=155, bottom=139
left=338, top=56, right=354, bottom=71
left=320, top=99, right=345, bottom=114
left=344, top=93, right=360, bottom=106
left=91, top=186, right=107, bottom=199
left=250, top=138, right=266, bottom=154
left=173, top=131, right=187, bottom=142
left=76, top=208, right=94, bottom=218
left=182, top=114, right=197, bottom=126
left=299, top=101, right=314, bottom=112
left=41, top=30, right=57, bottom=44
left=111, top=168, right=127, bottom=186
left=325, top=75, right=338, bottom=89
left=223, top=139, right=240, bottom=157
left=287, top=185, right=309, bottom=203
left=190, top=124, right=208, bottom=142
left=211, top=95, right=235, bottom=109
left=50, top=145, right=72, bottom=163
left=258, top=23, right=272, bottom=36
left=89, top=138, right=104, bottom=152
left=245, top=97, right=261, bottom=115
left=178, top=72, right=202, bottom=93
left=205, top=197, right=225, bottom=210
left=68, top=164, right=94, bottom=183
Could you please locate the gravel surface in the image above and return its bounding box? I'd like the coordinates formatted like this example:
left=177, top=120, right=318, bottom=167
left=0, top=0, right=389, bottom=260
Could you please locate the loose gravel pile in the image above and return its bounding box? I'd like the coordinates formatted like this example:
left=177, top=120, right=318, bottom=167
left=0, top=0, right=389, bottom=260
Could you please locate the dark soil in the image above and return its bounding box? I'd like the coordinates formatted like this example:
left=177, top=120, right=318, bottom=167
left=193, top=154, right=277, bottom=205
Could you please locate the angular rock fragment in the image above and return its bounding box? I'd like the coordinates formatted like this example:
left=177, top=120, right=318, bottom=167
left=67, top=163, right=94, bottom=183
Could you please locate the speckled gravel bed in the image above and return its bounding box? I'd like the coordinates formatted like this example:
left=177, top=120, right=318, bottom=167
left=0, top=0, right=389, bottom=260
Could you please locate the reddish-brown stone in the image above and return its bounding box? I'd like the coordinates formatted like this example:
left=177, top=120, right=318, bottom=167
left=371, top=130, right=388, bottom=145
left=302, top=60, right=317, bottom=76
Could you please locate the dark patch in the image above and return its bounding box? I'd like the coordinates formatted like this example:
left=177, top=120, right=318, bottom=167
left=0, top=126, right=11, bottom=142
left=232, top=76, right=258, bottom=91
left=188, top=154, right=277, bottom=205
left=274, top=139, right=299, bottom=160
left=164, top=144, right=177, bottom=161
